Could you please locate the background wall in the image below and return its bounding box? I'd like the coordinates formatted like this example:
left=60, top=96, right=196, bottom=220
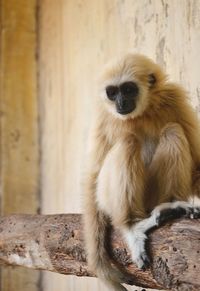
left=39, top=0, right=200, bottom=291
left=0, top=1, right=40, bottom=291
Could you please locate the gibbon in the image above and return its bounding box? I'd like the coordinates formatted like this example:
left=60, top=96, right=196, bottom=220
left=83, top=53, right=200, bottom=291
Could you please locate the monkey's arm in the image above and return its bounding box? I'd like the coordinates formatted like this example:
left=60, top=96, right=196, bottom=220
left=83, top=130, right=135, bottom=291
left=123, top=123, right=200, bottom=270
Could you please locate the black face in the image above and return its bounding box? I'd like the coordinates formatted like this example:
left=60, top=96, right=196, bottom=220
left=106, top=81, right=139, bottom=115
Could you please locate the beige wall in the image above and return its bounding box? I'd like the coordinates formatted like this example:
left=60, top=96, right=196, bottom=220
left=39, top=0, right=200, bottom=290
left=0, top=1, right=40, bottom=291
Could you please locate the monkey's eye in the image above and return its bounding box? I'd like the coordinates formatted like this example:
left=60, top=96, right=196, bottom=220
left=120, top=82, right=139, bottom=96
left=106, top=86, right=118, bottom=101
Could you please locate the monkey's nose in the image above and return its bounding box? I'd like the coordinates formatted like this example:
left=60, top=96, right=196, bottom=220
left=117, top=95, right=127, bottom=109
left=116, top=95, right=136, bottom=115
left=119, top=99, right=126, bottom=109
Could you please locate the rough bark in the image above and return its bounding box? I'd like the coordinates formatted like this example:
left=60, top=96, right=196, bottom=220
left=0, top=214, right=199, bottom=290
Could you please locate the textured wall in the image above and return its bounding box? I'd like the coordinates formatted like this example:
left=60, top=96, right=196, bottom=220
left=39, top=0, right=200, bottom=290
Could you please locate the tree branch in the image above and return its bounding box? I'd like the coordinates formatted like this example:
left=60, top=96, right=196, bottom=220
left=0, top=214, right=199, bottom=290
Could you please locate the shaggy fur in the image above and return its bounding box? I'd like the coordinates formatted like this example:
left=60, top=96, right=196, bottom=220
left=83, top=54, right=200, bottom=291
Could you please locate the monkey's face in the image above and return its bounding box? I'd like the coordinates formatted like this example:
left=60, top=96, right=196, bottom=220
left=106, top=81, right=139, bottom=115
left=100, top=54, right=165, bottom=120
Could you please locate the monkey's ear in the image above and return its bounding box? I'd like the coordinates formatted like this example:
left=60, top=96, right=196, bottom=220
left=148, top=73, right=156, bottom=87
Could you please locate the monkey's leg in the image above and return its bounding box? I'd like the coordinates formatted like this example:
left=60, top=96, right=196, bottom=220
left=84, top=131, right=137, bottom=290
left=150, top=122, right=193, bottom=202
left=123, top=200, right=200, bottom=270
left=149, top=122, right=200, bottom=220
left=89, top=135, right=147, bottom=290
left=124, top=123, right=200, bottom=269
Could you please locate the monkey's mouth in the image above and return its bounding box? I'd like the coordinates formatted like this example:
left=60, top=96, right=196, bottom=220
left=116, top=99, right=136, bottom=115
left=117, top=105, right=136, bottom=115
left=117, top=109, right=133, bottom=115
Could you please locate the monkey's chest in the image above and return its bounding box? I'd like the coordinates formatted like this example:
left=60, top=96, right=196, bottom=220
left=141, top=136, right=158, bottom=167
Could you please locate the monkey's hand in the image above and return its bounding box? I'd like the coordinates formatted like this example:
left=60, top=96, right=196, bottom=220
left=124, top=228, right=150, bottom=270
left=124, top=201, right=200, bottom=270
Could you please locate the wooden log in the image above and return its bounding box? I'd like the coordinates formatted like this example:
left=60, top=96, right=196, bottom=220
left=0, top=214, right=199, bottom=290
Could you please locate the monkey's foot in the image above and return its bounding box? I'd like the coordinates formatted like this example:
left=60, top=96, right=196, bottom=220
left=133, top=250, right=150, bottom=271
left=124, top=201, right=200, bottom=270
left=189, top=207, right=200, bottom=219
left=153, top=201, right=200, bottom=225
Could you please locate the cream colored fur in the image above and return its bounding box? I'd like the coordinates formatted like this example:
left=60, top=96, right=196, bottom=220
left=83, top=54, right=200, bottom=291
